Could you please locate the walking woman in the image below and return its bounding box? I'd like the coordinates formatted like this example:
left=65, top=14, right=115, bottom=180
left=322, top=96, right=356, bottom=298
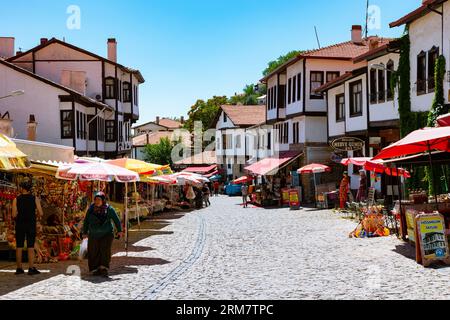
left=12, top=180, right=44, bottom=275
left=339, top=172, right=350, bottom=209
left=82, top=192, right=123, bottom=277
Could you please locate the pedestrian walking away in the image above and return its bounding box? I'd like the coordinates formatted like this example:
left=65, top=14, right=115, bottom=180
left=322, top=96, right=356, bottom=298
left=82, top=191, right=123, bottom=277
left=202, top=183, right=211, bottom=207
left=241, top=184, right=249, bottom=208
left=213, top=181, right=219, bottom=196
left=12, top=179, right=44, bottom=276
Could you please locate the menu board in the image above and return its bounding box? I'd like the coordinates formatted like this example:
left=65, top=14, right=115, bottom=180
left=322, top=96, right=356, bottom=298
left=289, top=189, right=300, bottom=210
left=415, top=213, right=450, bottom=267
left=281, top=189, right=290, bottom=206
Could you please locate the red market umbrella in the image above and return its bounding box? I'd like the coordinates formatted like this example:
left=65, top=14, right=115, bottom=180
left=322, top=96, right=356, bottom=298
left=341, top=157, right=373, bottom=166
left=385, top=167, right=411, bottom=179
left=232, top=176, right=253, bottom=184
left=372, top=127, right=450, bottom=160
left=437, top=113, right=450, bottom=127
left=373, top=126, right=450, bottom=206
left=298, top=163, right=331, bottom=174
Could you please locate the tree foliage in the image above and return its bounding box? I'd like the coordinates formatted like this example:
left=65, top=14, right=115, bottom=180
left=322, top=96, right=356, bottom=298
left=228, top=83, right=266, bottom=106
left=183, top=96, right=228, bottom=132
left=263, top=50, right=303, bottom=77
left=143, top=137, right=175, bottom=166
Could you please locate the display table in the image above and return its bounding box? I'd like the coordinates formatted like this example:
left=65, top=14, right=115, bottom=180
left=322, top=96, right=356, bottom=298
left=394, top=201, right=450, bottom=241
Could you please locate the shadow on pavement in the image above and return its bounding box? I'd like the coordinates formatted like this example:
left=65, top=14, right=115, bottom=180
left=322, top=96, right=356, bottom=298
left=393, top=243, right=450, bottom=269
left=0, top=208, right=190, bottom=297
left=392, top=243, right=416, bottom=261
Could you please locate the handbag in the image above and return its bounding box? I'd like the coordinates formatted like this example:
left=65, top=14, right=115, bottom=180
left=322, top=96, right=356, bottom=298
left=78, top=238, right=88, bottom=260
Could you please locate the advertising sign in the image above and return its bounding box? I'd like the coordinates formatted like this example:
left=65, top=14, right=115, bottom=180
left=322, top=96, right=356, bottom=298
left=331, top=137, right=365, bottom=152
left=415, top=213, right=450, bottom=267
left=282, top=188, right=290, bottom=206
left=289, top=189, right=300, bottom=210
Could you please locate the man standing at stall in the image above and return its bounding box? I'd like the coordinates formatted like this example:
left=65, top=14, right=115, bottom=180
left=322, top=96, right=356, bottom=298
left=356, top=170, right=367, bottom=202
left=339, top=172, right=350, bottom=209
left=12, top=180, right=44, bottom=275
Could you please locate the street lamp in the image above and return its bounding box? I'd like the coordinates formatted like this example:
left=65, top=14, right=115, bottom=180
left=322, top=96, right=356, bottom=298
left=370, top=63, right=387, bottom=71
left=0, top=90, right=25, bottom=100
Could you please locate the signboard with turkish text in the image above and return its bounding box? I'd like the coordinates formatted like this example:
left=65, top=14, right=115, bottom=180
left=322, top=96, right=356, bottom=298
left=415, top=213, right=450, bottom=267
left=289, top=189, right=300, bottom=210
left=331, top=137, right=365, bottom=152
left=282, top=188, right=290, bottom=206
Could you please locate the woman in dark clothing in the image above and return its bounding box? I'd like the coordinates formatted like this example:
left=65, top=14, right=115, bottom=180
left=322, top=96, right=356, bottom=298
left=12, top=180, right=44, bottom=275
left=82, top=192, right=123, bottom=277
left=194, top=188, right=204, bottom=209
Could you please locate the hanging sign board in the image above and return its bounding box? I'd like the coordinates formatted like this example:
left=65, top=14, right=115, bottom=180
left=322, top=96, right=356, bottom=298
left=415, top=213, right=450, bottom=267
left=331, top=137, right=365, bottom=152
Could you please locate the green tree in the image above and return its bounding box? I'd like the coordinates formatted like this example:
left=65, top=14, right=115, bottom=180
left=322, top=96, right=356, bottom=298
left=263, top=50, right=303, bottom=77
left=143, top=137, right=175, bottom=166
left=183, top=96, right=228, bottom=131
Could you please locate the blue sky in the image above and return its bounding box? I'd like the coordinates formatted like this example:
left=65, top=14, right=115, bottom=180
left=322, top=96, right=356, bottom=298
left=1, top=0, right=419, bottom=125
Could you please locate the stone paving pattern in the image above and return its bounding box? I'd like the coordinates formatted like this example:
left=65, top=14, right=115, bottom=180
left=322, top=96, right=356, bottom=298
left=0, top=196, right=449, bottom=300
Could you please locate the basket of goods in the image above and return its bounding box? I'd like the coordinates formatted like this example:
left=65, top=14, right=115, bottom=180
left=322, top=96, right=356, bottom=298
left=409, top=190, right=428, bottom=204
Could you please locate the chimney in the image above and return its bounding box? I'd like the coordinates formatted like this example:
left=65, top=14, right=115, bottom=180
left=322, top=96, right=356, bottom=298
left=180, top=116, right=185, bottom=124
left=107, top=38, right=117, bottom=62
left=369, top=37, right=380, bottom=50
left=351, top=25, right=363, bottom=44
left=27, top=115, right=37, bottom=141
left=0, top=37, right=15, bottom=59
left=156, top=116, right=160, bottom=125
left=40, top=38, right=48, bottom=45
left=0, top=112, right=14, bottom=137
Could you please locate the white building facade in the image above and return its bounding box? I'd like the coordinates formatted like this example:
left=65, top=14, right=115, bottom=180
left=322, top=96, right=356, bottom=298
left=2, top=37, right=144, bottom=158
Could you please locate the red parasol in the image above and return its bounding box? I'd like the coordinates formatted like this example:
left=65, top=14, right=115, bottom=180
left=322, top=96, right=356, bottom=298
left=372, top=127, right=450, bottom=160
left=298, top=163, right=331, bottom=174
left=232, top=176, right=253, bottom=184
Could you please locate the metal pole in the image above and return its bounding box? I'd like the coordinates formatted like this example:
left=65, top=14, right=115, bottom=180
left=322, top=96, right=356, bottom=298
left=313, top=172, right=317, bottom=208
left=125, top=182, right=129, bottom=256
left=134, top=181, right=140, bottom=227
left=427, top=142, right=439, bottom=210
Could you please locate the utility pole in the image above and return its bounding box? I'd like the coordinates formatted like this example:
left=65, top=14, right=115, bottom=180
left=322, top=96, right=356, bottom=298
left=365, top=0, right=369, bottom=38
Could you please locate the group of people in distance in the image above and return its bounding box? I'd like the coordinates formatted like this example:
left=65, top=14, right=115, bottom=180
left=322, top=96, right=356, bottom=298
left=339, top=170, right=367, bottom=209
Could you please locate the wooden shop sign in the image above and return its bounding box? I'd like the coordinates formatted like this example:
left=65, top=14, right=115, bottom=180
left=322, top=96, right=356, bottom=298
left=331, top=137, right=365, bottom=152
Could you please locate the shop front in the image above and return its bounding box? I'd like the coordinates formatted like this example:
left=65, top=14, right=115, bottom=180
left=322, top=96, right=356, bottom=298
left=245, top=151, right=302, bottom=207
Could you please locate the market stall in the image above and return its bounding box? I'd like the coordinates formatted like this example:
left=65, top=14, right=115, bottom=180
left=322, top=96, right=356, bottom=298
left=373, top=126, right=450, bottom=266
left=0, top=134, right=31, bottom=254
left=245, top=152, right=302, bottom=207
left=55, top=161, right=139, bottom=255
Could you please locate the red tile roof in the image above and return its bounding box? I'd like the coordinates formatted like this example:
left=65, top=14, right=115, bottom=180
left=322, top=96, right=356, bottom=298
left=353, top=39, right=401, bottom=63
left=132, top=131, right=175, bottom=147
left=390, top=0, right=446, bottom=28
left=182, top=165, right=217, bottom=174
left=220, top=105, right=266, bottom=127
left=261, top=37, right=392, bottom=81
left=158, top=118, right=182, bottom=129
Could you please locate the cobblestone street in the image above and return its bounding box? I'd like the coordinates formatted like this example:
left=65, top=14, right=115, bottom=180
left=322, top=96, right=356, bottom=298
left=0, top=196, right=449, bottom=300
